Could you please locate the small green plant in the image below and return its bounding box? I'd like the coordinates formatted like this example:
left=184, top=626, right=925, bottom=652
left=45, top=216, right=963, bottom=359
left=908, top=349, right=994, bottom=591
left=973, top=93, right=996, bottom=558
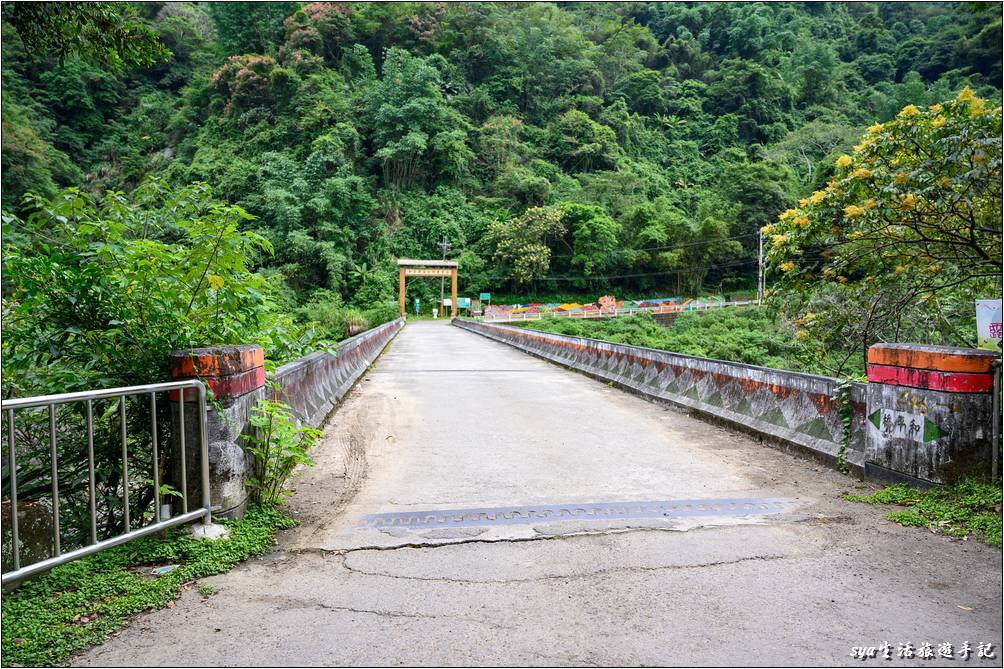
left=831, top=378, right=856, bottom=474
left=844, top=479, right=1002, bottom=547
left=242, top=399, right=321, bottom=506
left=143, top=481, right=184, bottom=502
left=196, top=583, right=217, bottom=597
left=844, top=483, right=917, bottom=505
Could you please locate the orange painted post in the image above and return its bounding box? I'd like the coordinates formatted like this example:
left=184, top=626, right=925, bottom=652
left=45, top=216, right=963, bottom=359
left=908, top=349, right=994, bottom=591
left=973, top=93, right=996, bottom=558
left=399, top=267, right=406, bottom=318
left=451, top=268, right=458, bottom=319
left=865, top=342, right=999, bottom=484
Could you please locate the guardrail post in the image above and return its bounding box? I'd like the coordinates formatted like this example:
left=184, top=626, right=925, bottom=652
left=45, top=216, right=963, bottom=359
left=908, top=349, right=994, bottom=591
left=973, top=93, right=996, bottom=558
left=169, top=345, right=265, bottom=519
left=864, top=343, right=1000, bottom=485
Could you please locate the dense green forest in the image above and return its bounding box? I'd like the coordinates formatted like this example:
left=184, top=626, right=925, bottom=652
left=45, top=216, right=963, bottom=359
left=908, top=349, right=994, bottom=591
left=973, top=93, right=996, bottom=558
left=1, top=1, right=1001, bottom=387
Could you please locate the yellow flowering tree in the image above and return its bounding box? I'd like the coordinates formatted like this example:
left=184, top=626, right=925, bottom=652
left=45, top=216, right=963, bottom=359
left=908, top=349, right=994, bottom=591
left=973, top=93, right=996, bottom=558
left=765, top=89, right=1002, bottom=374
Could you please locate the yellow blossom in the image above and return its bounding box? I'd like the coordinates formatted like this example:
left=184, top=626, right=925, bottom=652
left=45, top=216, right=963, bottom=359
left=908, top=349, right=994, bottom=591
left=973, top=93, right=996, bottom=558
left=798, top=198, right=809, bottom=207
left=895, top=265, right=907, bottom=274
left=795, top=329, right=809, bottom=341
left=969, top=97, right=986, bottom=115
left=779, top=209, right=798, bottom=220
left=899, top=104, right=920, bottom=117
left=868, top=122, right=883, bottom=134
left=843, top=205, right=865, bottom=218
left=894, top=172, right=908, bottom=185
left=931, top=116, right=946, bottom=128
left=761, top=224, right=774, bottom=234
left=837, top=275, right=848, bottom=283
left=928, top=264, right=942, bottom=273
left=835, top=155, right=852, bottom=169
left=780, top=261, right=796, bottom=272
left=928, top=103, right=943, bottom=113
left=852, top=139, right=873, bottom=152
left=900, top=193, right=917, bottom=210
left=864, top=198, right=878, bottom=210
left=937, top=177, right=952, bottom=189
left=809, top=190, right=826, bottom=205
left=794, top=216, right=810, bottom=228
left=851, top=168, right=872, bottom=180
left=771, top=234, right=788, bottom=248
left=958, top=87, right=976, bottom=102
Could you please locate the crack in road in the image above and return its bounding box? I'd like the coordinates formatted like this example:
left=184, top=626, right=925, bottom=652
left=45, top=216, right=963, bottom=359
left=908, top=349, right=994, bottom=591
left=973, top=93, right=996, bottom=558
left=335, top=552, right=795, bottom=584
left=323, top=524, right=689, bottom=555
left=250, top=594, right=516, bottom=629
left=291, top=511, right=849, bottom=556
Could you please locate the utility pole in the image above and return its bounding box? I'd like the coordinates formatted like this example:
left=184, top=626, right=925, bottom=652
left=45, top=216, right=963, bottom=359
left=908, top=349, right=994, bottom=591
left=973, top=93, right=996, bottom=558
left=438, top=235, right=452, bottom=316
left=757, top=228, right=764, bottom=306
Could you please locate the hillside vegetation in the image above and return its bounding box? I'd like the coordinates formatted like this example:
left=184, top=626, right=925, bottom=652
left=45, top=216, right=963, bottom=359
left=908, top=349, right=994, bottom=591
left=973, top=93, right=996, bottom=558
left=1, top=2, right=1001, bottom=387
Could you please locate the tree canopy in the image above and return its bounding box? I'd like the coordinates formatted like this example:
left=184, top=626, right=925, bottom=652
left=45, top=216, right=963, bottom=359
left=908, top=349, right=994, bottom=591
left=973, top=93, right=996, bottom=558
left=2, top=2, right=1001, bottom=377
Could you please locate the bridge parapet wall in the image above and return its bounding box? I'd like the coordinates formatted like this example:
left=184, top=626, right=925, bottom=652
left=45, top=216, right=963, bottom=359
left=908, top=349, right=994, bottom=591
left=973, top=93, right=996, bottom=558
left=170, top=318, right=404, bottom=518
left=456, top=320, right=1000, bottom=484
left=454, top=320, right=868, bottom=473
left=272, top=318, right=405, bottom=428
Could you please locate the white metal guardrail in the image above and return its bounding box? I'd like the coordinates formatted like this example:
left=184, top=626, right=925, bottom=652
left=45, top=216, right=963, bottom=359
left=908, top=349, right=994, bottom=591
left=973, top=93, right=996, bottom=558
left=2, top=379, right=211, bottom=585
left=482, top=300, right=753, bottom=323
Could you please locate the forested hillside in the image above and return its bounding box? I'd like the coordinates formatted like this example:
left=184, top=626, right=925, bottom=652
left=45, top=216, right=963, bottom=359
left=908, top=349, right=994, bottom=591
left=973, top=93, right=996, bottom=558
left=1, top=2, right=1001, bottom=391
left=4, top=2, right=1000, bottom=301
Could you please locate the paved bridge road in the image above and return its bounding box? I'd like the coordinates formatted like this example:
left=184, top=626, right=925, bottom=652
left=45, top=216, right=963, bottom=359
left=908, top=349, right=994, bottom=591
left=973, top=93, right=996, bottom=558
left=78, top=321, right=1002, bottom=666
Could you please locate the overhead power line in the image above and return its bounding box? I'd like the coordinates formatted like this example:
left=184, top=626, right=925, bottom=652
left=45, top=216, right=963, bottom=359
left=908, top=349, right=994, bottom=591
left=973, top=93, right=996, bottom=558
left=547, top=232, right=758, bottom=260
left=486, top=258, right=757, bottom=282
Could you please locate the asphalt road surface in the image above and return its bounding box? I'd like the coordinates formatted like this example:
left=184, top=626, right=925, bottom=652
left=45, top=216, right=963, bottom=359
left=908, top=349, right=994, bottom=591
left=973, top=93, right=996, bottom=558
left=77, top=321, right=1003, bottom=667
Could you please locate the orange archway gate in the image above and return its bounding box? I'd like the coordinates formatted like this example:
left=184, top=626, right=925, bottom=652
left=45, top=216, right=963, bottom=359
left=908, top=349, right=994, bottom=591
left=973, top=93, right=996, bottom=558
left=397, top=259, right=459, bottom=319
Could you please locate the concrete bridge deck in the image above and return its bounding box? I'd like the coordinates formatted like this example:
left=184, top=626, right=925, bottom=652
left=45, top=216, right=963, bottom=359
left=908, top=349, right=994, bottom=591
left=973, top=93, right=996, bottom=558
left=78, top=321, right=1001, bottom=666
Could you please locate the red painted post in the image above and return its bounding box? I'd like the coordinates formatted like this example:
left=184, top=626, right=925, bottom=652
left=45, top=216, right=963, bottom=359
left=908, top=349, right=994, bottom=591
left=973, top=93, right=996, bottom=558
left=864, top=343, right=1000, bottom=484
left=168, top=345, right=266, bottom=518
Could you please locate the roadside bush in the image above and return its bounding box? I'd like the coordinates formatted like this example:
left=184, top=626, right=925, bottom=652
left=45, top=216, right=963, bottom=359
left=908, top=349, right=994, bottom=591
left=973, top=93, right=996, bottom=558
left=296, top=293, right=399, bottom=341
left=362, top=300, right=400, bottom=331
left=296, top=289, right=352, bottom=340
left=243, top=398, right=320, bottom=506
left=1, top=179, right=325, bottom=552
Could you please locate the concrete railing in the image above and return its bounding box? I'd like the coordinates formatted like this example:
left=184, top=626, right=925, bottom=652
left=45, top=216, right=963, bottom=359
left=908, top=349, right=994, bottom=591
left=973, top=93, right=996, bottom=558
left=455, top=320, right=1001, bottom=484
left=272, top=319, right=405, bottom=428
left=455, top=319, right=868, bottom=472
left=169, top=318, right=404, bottom=517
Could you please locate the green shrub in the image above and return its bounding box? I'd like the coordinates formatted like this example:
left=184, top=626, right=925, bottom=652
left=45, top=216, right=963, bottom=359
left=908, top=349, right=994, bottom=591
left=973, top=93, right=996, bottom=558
left=363, top=300, right=402, bottom=331
left=296, top=294, right=397, bottom=341
left=296, top=289, right=352, bottom=340
left=1, top=180, right=326, bottom=548
left=243, top=399, right=320, bottom=506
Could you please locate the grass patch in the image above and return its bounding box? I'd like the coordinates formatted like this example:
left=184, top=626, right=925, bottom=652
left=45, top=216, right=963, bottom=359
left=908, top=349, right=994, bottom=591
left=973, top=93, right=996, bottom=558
left=2, top=505, right=295, bottom=667
left=844, top=479, right=1002, bottom=548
